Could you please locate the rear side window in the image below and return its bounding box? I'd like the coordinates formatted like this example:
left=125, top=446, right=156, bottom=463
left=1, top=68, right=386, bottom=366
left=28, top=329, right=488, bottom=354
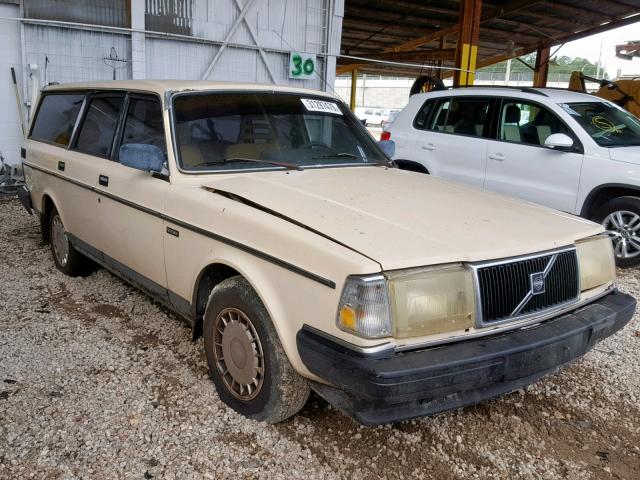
left=30, top=94, right=84, bottom=146
left=74, top=95, right=124, bottom=157
left=119, top=96, right=166, bottom=156
left=413, top=100, right=435, bottom=129
left=429, top=97, right=491, bottom=137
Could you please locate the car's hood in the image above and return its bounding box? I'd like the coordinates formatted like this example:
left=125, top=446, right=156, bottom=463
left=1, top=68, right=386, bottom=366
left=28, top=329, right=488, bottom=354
left=202, top=167, right=602, bottom=271
left=609, top=146, right=640, bottom=165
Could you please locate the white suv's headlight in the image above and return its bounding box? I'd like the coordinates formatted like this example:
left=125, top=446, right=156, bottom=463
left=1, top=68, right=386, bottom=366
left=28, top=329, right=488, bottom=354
left=336, top=275, right=392, bottom=339
left=336, top=264, right=476, bottom=340
left=576, top=235, right=616, bottom=291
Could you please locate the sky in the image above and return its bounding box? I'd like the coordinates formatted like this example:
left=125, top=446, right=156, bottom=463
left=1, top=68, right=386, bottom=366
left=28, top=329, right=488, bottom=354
left=554, top=21, right=640, bottom=78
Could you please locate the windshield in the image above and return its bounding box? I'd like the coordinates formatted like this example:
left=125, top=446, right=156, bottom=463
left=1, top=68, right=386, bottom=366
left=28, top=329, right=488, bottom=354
left=172, top=92, right=388, bottom=172
left=561, top=102, right=640, bottom=147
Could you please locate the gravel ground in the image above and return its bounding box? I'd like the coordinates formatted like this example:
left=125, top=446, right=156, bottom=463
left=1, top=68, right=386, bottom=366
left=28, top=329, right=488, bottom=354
left=1, top=196, right=640, bottom=480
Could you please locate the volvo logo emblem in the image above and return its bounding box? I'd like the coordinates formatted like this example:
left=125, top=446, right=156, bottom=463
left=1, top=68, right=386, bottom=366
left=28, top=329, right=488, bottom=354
left=530, top=272, right=545, bottom=295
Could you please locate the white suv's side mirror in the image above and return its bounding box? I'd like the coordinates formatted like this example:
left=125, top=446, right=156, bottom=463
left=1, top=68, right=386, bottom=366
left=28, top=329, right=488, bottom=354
left=544, top=133, right=574, bottom=150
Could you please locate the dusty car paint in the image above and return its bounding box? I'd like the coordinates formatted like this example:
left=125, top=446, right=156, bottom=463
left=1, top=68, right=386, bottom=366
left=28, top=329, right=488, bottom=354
left=21, top=81, right=629, bottom=420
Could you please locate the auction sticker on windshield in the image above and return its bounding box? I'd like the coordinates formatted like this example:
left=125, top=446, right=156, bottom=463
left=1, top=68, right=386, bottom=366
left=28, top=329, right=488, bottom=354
left=301, top=98, right=342, bottom=115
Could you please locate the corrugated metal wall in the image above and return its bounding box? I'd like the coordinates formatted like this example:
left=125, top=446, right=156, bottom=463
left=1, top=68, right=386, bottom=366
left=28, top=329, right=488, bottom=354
left=0, top=0, right=344, bottom=163
left=24, top=0, right=129, bottom=27
left=145, top=0, right=192, bottom=35
left=25, top=25, right=132, bottom=85
left=21, top=0, right=338, bottom=88
left=0, top=3, right=23, bottom=168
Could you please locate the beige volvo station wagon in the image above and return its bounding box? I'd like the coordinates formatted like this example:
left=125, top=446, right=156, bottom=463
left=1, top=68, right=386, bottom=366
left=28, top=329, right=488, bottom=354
left=18, top=80, right=636, bottom=425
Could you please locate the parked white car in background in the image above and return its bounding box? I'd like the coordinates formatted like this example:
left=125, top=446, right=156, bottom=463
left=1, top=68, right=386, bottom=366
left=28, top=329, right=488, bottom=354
left=382, top=110, right=400, bottom=131
left=386, top=87, right=640, bottom=267
left=355, top=107, right=392, bottom=126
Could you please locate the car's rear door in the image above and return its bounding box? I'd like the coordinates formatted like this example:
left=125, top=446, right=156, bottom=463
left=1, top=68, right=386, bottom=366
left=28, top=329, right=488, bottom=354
left=95, top=92, right=170, bottom=296
left=27, top=91, right=102, bottom=250
left=484, top=98, right=583, bottom=212
left=406, top=96, right=493, bottom=188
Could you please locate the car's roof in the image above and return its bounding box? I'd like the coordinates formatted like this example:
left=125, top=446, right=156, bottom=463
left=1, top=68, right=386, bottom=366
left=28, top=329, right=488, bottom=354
left=416, top=86, right=604, bottom=104
left=43, top=79, right=335, bottom=99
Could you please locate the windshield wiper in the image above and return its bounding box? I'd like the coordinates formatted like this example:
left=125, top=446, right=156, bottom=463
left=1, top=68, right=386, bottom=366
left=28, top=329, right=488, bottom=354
left=312, top=152, right=361, bottom=160
left=312, top=152, right=393, bottom=168
left=221, top=157, right=303, bottom=171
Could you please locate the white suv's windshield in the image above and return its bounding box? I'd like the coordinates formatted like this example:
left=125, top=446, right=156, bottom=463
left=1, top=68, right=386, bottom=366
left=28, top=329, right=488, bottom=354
left=561, top=102, right=640, bottom=147
left=172, top=92, right=388, bottom=172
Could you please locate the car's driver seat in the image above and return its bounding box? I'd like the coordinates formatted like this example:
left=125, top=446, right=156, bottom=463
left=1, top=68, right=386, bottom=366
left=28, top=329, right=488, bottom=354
left=501, top=105, right=522, bottom=142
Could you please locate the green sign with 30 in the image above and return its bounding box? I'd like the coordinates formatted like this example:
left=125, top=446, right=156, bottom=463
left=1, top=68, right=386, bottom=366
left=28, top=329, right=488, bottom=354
left=289, top=52, right=316, bottom=79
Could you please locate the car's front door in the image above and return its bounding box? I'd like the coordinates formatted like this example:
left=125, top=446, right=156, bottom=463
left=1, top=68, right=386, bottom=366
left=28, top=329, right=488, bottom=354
left=484, top=99, right=583, bottom=213
left=409, top=96, right=493, bottom=188
left=95, top=93, right=170, bottom=297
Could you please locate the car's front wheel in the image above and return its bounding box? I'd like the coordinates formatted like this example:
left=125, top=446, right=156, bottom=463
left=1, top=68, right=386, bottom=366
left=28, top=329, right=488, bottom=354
left=594, top=196, right=640, bottom=268
left=203, top=276, right=310, bottom=423
left=49, top=207, right=92, bottom=276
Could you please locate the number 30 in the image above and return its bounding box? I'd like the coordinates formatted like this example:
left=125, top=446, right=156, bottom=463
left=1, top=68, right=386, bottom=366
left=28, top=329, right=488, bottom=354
left=292, top=54, right=314, bottom=77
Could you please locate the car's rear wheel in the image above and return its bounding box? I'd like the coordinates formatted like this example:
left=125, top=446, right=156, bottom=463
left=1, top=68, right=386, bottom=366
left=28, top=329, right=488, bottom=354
left=203, top=276, right=310, bottom=423
left=49, top=208, right=92, bottom=276
left=594, top=196, right=640, bottom=268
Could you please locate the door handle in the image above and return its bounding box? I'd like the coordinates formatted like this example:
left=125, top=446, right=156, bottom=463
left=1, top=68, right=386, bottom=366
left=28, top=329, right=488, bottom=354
left=57, top=161, right=65, bottom=171
left=422, top=143, right=435, bottom=151
left=489, top=153, right=505, bottom=161
left=98, top=175, right=109, bottom=187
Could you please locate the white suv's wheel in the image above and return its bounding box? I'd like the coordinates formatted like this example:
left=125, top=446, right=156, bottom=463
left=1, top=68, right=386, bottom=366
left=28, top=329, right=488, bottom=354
left=595, top=196, right=640, bottom=267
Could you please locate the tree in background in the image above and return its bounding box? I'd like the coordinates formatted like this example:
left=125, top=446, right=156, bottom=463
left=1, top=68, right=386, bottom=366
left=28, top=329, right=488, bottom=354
left=479, top=54, right=607, bottom=80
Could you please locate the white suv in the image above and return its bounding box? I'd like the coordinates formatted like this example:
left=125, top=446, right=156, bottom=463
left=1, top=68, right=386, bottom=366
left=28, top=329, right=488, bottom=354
left=386, top=87, right=640, bottom=267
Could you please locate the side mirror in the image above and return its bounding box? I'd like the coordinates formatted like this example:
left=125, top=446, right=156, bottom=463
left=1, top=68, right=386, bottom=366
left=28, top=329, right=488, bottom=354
left=378, top=139, right=396, bottom=158
left=544, top=133, right=574, bottom=151
left=120, top=144, right=165, bottom=173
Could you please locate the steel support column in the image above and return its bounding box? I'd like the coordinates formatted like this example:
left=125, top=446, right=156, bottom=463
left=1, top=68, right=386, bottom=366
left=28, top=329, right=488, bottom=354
left=454, top=0, right=482, bottom=86
left=533, top=44, right=550, bottom=87
left=350, top=68, right=357, bottom=111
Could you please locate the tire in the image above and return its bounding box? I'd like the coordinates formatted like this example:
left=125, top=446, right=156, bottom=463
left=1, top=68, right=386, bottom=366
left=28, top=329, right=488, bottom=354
left=593, top=196, right=640, bottom=268
left=48, top=207, right=92, bottom=276
left=39, top=213, right=49, bottom=243
left=203, top=276, right=310, bottom=423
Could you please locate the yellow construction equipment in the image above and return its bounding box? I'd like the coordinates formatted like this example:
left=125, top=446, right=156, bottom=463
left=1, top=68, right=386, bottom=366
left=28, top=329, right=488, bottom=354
left=569, top=72, right=640, bottom=117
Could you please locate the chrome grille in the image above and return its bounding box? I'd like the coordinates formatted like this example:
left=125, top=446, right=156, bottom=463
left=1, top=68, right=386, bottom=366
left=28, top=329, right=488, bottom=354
left=475, top=249, right=579, bottom=324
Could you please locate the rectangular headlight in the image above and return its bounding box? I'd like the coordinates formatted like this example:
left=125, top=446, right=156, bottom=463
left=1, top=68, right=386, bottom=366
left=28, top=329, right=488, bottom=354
left=576, top=235, right=616, bottom=291
left=336, top=275, right=392, bottom=339
left=388, top=264, right=475, bottom=339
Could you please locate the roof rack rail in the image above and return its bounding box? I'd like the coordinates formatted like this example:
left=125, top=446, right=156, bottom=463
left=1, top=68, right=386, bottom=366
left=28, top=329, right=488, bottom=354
left=447, top=85, right=549, bottom=97
left=519, top=87, right=548, bottom=97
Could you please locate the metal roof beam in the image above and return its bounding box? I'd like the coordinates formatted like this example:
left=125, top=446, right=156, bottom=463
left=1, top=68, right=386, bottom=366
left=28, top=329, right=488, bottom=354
left=475, top=13, right=640, bottom=71
left=348, top=48, right=457, bottom=63
left=538, top=1, right=616, bottom=23
left=384, top=0, right=546, bottom=53
left=344, top=5, right=446, bottom=29
left=347, top=0, right=459, bottom=16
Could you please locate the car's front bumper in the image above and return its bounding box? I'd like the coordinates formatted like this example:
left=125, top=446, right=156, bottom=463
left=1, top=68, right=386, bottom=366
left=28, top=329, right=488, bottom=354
left=297, top=290, right=636, bottom=425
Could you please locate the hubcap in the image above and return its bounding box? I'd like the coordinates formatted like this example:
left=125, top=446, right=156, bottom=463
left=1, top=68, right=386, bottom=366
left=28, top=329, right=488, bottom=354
left=213, top=308, right=264, bottom=400
left=603, top=210, right=640, bottom=259
left=51, top=214, right=69, bottom=267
